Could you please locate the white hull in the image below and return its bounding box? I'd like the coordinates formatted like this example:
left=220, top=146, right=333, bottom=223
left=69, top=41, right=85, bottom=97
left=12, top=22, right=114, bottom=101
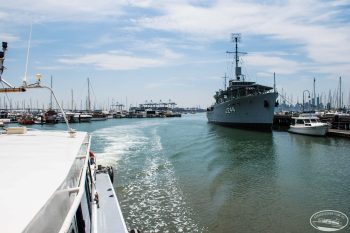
left=91, top=117, right=107, bottom=121
left=289, top=125, right=328, bottom=136
left=0, top=118, right=11, bottom=123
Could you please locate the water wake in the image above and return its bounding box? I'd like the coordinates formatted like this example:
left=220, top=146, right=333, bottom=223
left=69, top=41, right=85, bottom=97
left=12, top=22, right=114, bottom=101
left=93, top=122, right=204, bottom=232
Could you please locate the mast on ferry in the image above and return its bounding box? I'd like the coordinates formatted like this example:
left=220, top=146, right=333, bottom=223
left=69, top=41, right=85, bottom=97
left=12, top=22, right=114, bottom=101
left=0, top=42, right=16, bottom=89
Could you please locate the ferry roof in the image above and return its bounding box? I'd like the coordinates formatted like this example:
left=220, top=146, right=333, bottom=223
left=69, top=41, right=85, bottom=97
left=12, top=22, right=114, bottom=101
left=0, top=129, right=88, bottom=232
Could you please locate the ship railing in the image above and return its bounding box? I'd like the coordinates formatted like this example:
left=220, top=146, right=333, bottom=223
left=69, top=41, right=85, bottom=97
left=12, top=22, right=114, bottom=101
left=59, top=134, right=91, bottom=233
left=23, top=134, right=91, bottom=233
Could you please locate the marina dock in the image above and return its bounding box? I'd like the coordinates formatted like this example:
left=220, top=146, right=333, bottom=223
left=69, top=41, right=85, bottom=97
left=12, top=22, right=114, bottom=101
left=327, top=129, right=350, bottom=138
left=273, top=113, right=350, bottom=138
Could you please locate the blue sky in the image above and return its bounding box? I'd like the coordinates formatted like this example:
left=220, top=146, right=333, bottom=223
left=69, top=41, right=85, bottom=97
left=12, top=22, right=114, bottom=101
left=1, top=0, right=350, bottom=109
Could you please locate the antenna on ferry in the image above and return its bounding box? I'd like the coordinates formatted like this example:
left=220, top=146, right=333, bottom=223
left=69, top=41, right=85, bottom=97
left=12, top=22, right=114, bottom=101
left=0, top=41, right=16, bottom=89
left=23, top=23, right=33, bottom=87
left=0, top=42, right=7, bottom=78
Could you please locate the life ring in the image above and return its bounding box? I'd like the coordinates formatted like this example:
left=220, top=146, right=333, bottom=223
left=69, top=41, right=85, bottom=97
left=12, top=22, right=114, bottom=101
left=89, top=151, right=96, bottom=165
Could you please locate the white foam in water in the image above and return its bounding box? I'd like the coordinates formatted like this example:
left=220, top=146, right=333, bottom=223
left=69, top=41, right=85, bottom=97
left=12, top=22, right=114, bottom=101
left=92, top=123, right=148, bottom=165
left=93, top=121, right=204, bottom=232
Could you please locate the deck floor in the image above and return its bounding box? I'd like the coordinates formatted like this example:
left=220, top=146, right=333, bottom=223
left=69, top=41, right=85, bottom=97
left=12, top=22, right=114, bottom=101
left=95, top=173, right=128, bottom=233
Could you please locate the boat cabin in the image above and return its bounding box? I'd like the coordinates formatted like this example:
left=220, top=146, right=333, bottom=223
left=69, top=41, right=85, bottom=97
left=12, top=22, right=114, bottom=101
left=290, top=113, right=325, bottom=126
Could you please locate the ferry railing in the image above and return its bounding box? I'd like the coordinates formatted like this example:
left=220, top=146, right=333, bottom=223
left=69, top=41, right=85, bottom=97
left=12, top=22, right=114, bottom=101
left=25, top=75, right=74, bottom=135
left=59, top=134, right=91, bottom=233
left=22, top=134, right=91, bottom=233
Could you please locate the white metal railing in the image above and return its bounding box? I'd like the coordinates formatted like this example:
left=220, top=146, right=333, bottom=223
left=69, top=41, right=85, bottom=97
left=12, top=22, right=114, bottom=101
left=58, top=135, right=91, bottom=233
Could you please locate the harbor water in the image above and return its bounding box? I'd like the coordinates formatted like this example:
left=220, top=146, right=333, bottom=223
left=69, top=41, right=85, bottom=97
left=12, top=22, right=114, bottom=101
left=33, top=113, right=350, bottom=232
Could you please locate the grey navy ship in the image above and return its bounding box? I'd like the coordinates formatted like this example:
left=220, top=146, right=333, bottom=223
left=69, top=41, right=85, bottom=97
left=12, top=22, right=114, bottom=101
left=207, top=34, right=278, bottom=131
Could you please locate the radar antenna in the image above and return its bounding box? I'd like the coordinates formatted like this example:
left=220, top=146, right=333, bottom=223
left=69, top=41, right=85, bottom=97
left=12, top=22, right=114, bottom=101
left=0, top=41, right=16, bottom=88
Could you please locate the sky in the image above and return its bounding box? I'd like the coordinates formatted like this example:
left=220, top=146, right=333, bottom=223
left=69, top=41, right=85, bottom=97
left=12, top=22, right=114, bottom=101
left=0, top=0, right=350, bottom=110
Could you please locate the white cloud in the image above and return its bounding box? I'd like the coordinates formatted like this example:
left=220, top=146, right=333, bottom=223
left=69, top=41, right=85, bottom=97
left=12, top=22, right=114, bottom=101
left=0, top=33, right=20, bottom=42
left=1, top=0, right=350, bottom=107
left=0, top=0, right=127, bottom=23
left=135, top=0, right=350, bottom=76
left=244, top=53, right=301, bottom=75
left=80, top=34, right=117, bottom=49
left=58, top=53, right=163, bottom=70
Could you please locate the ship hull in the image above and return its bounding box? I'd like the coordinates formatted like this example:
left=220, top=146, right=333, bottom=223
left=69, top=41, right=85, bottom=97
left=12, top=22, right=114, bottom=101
left=207, top=92, right=278, bottom=131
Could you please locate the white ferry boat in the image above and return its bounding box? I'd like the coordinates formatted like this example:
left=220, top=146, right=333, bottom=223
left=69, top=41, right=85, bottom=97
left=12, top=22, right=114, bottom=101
left=0, top=41, right=132, bottom=233
left=289, top=113, right=329, bottom=136
left=0, top=128, right=129, bottom=233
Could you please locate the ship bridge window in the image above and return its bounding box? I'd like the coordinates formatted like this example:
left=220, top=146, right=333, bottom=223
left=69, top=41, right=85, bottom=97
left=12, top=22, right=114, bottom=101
left=304, top=119, right=310, bottom=123
left=310, top=119, right=317, bottom=123
left=296, top=119, right=304, bottom=124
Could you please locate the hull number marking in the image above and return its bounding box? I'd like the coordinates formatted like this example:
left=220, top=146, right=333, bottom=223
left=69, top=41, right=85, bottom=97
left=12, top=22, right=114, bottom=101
left=225, top=107, right=236, bottom=114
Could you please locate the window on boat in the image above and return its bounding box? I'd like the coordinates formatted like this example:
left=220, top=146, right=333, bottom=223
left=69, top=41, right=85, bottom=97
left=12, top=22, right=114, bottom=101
left=296, top=119, right=304, bottom=124
left=310, top=119, right=317, bottom=123
left=304, top=119, right=311, bottom=123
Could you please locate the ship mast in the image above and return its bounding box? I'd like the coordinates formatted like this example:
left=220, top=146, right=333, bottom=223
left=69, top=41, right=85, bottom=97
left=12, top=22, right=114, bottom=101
left=227, top=33, right=246, bottom=81
left=222, top=73, right=227, bottom=90
left=234, top=34, right=240, bottom=80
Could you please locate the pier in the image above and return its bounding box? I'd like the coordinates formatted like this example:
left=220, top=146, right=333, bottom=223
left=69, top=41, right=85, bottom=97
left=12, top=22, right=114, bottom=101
left=327, top=129, right=350, bottom=138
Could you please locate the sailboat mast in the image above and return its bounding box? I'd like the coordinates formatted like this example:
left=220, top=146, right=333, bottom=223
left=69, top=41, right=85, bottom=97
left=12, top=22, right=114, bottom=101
left=50, top=75, right=53, bottom=109
left=71, top=89, right=74, bottom=111
left=313, top=77, right=316, bottom=110
left=339, top=76, right=342, bottom=109
left=87, top=78, right=91, bottom=111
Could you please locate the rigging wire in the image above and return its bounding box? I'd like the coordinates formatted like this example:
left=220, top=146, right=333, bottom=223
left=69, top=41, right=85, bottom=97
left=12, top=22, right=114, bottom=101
left=278, top=92, right=293, bottom=105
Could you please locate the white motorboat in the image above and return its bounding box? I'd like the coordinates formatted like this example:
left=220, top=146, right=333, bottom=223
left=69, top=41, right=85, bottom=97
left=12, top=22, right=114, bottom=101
left=289, top=114, right=329, bottom=136
left=78, top=113, right=93, bottom=122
